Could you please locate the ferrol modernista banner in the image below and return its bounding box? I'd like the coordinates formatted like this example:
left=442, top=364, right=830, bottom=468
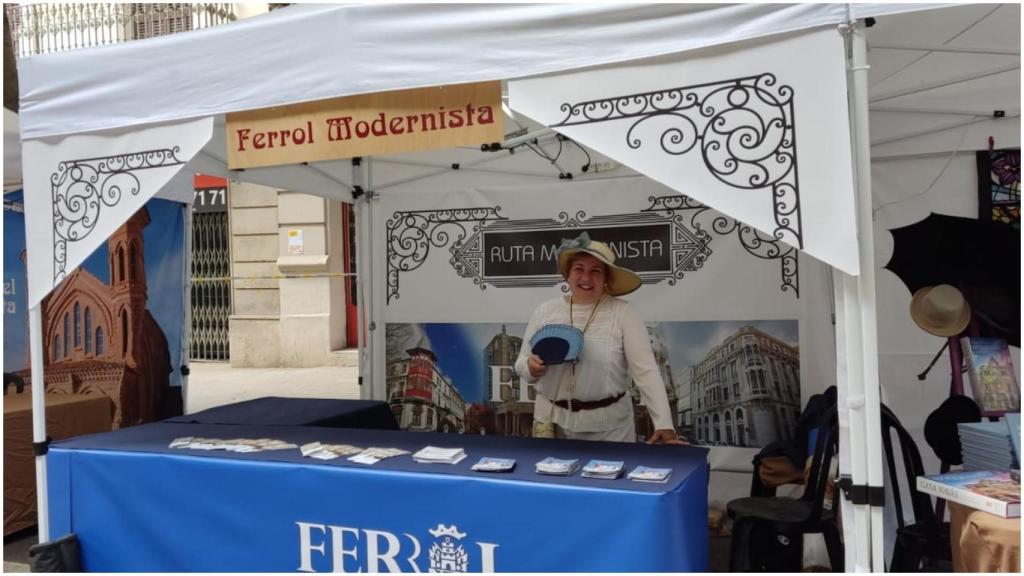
left=380, top=178, right=838, bottom=469
left=226, top=82, right=504, bottom=169
left=3, top=193, right=186, bottom=428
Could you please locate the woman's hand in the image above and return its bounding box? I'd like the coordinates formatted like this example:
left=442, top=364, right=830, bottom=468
left=527, top=354, right=547, bottom=378
left=646, top=429, right=688, bottom=445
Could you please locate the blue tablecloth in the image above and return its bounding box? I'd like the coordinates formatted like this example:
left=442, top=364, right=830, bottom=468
left=48, top=422, right=709, bottom=572
left=163, top=397, right=398, bottom=429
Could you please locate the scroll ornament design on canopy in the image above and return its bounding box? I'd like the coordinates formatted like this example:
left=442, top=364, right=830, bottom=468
left=642, top=194, right=798, bottom=296
left=386, top=207, right=508, bottom=303
left=51, top=148, right=185, bottom=282
left=386, top=200, right=797, bottom=302
left=551, top=73, right=802, bottom=250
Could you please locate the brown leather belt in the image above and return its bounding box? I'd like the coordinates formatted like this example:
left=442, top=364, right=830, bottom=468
left=553, top=392, right=626, bottom=412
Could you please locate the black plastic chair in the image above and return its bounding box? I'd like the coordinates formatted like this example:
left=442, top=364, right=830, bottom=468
left=727, top=405, right=842, bottom=572
left=881, top=404, right=952, bottom=571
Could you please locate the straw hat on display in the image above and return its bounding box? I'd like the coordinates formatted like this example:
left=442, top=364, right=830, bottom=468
left=557, top=232, right=641, bottom=296
left=910, top=284, right=971, bottom=337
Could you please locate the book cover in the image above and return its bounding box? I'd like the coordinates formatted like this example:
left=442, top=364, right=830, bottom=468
left=917, top=470, right=1021, bottom=518
left=961, top=337, right=1021, bottom=413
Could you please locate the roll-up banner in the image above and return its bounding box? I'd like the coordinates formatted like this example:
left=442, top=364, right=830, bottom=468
left=4, top=194, right=186, bottom=428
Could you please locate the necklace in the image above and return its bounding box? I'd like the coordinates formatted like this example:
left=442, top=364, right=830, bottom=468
left=566, top=294, right=604, bottom=411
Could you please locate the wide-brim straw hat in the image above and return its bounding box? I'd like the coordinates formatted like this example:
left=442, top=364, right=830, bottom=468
left=556, top=232, right=641, bottom=297
left=910, top=284, right=971, bottom=337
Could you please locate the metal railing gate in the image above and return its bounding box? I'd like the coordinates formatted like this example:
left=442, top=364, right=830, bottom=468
left=190, top=186, right=231, bottom=361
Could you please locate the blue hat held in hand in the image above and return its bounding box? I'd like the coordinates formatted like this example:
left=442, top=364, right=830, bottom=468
left=530, top=324, right=585, bottom=365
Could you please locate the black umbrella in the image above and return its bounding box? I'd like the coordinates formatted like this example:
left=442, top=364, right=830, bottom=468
left=885, top=213, right=1020, bottom=346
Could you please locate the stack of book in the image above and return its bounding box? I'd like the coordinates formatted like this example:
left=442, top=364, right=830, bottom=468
left=581, top=459, right=625, bottom=479
left=958, top=422, right=1015, bottom=471
left=535, top=457, right=580, bottom=476
left=917, top=470, right=1020, bottom=518
left=412, top=446, right=467, bottom=464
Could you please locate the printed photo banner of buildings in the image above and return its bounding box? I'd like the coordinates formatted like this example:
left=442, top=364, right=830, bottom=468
left=386, top=320, right=801, bottom=448
left=386, top=193, right=799, bottom=305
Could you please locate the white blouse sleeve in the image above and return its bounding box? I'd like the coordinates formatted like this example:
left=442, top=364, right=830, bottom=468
left=515, top=302, right=546, bottom=383
left=621, top=301, right=675, bottom=431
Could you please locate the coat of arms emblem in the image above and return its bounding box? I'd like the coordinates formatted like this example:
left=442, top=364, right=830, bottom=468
left=427, top=524, right=469, bottom=572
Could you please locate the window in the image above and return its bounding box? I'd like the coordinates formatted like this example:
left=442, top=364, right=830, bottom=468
left=736, top=409, right=745, bottom=447
left=85, top=308, right=93, bottom=353
left=117, top=247, right=125, bottom=282
left=96, top=327, right=105, bottom=356
left=63, top=313, right=70, bottom=357
left=129, top=243, right=138, bottom=281
left=121, top=310, right=129, bottom=356
left=713, top=414, right=721, bottom=443
left=74, top=303, right=81, bottom=347
left=54, top=335, right=61, bottom=361
left=725, top=412, right=733, bottom=444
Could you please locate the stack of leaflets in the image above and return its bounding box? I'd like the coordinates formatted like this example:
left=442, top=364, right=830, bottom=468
left=958, top=421, right=1015, bottom=471
left=471, top=457, right=516, bottom=472
left=581, top=459, right=625, bottom=479
left=917, top=470, right=1020, bottom=518
left=300, top=442, right=364, bottom=460
left=535, top=457, right=580, bottom=476
left=347, top=447, right=410, bottom=465
left=169, top=437, right=298, bottom=453
left=627, top=466, right=673, bottom=483
left=412, top=446, right=468, bottom=464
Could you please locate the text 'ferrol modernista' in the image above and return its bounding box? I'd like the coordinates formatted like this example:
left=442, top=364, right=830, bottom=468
left=226, top=82, right=504, bottom=169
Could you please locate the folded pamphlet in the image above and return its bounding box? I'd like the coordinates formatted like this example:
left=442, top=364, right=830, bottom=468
left=412, top=446, right=468, bottom=464
left=628, top=466, right=673, bottom=483
left=471, top=457, right=516, bottom=472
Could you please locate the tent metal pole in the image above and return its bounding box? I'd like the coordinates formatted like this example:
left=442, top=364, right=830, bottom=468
left=368, top=157, right=388, bottom=403
left=365, top=157, right=379, bottom=400
left=29, top=304, right=50, bottom=543
left=871, top=42, right=1019, bottom=56
left=352, top=159, right=368, bottom=398
left=851, top=19, right=887, bottom=571
left=182, top=205, right=192, bottom=412
left=870, top=62, right=1019, bottom=103
left=374, top=151, right=540, bottom=191
left=869, top=104, right=1020, bottom=117
left=870, top=114, right=1020, bottom=148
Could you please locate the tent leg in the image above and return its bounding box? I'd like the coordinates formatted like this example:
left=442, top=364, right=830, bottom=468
left=352, top=159, right=369, bottom=398
left=848, top=19, right=887, bottom=571
left=29, top=304, right=50, bottom=543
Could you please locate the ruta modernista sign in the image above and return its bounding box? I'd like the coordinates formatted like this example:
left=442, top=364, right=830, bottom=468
left=226, top=82, right=503, bottom=169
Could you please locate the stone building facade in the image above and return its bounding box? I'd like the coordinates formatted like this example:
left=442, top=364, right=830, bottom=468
left=690, top=325, right=800, bottom=447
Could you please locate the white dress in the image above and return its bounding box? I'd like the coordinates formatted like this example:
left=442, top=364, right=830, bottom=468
left=514, top=295, right=674, bottom=441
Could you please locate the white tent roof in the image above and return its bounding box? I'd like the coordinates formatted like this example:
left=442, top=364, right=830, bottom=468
left=18, top=2, right=934, bottom=139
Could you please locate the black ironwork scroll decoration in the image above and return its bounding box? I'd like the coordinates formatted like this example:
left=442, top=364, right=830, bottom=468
left=51, top=148, right=185, bottom=282
left=643, top=194, right=798, bottom=296
left=552, top=73, right=802, bottom=250
left=386, top=207, right=508, bottom=303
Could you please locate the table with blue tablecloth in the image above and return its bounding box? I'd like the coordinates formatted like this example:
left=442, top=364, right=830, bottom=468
left=164, top=397, right=399, bottom=429
left=47, top=422, right=709, bottom=572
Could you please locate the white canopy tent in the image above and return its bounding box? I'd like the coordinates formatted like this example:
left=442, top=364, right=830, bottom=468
left=12, top=3, right=1020, bottom=572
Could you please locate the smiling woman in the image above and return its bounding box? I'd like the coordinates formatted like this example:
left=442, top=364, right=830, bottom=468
left=514, top=232, right=683, bottom=444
